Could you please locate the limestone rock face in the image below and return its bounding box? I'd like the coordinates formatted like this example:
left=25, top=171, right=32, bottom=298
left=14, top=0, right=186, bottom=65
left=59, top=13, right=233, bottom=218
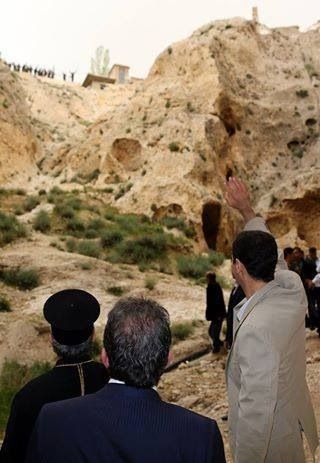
left=0, top=63, right=39, bottom=185
left=2, top=18, right=320, bottom=251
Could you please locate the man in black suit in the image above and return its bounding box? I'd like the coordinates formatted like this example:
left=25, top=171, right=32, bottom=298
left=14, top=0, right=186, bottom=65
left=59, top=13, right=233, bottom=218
left=0, top=289, right=108, bottom=463
left=205, top=272, right=226, bottom=353
left=26, top=297, right=226, bottom=463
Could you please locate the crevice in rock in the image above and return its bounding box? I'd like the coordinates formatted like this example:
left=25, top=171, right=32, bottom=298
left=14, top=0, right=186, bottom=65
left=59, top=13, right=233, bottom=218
left=202, top=201, right=221, bottom=250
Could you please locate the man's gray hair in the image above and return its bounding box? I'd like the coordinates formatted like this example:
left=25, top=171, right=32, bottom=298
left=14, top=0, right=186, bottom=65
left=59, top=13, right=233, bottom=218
left=52, top=336, right=92, bottom=360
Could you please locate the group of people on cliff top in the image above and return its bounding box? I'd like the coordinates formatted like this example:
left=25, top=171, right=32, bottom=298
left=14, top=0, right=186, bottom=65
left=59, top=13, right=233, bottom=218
left=0, top=177, right=319, bottom=463
left=3, top=61, right=75, bottom=81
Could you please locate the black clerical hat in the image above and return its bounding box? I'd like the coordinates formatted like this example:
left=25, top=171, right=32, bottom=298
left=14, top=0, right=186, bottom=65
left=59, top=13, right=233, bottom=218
left=43, top=289, right=100, bottom=345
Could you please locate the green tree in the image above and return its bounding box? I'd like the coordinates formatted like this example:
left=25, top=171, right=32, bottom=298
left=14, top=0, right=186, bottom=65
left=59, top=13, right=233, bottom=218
left=91, top=46, right=110, bottom=76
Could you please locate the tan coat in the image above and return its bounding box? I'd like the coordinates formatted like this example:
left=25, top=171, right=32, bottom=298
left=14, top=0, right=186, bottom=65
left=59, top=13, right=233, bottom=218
left=226, top=218, right=319, bottom=463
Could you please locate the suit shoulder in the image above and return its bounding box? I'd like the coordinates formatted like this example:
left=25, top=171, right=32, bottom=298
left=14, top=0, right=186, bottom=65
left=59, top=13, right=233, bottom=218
left=41, top=389, right=98, bottom=416
left=161, top=400, right=218, bottom=430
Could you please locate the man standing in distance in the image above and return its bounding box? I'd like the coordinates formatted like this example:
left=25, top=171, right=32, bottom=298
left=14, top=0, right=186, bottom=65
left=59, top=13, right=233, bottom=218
left=225, top=177, right=318, bottom=463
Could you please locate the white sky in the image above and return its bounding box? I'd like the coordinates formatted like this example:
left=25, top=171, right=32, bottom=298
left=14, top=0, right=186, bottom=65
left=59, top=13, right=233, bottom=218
left=1, top=0, right=320, bottom=82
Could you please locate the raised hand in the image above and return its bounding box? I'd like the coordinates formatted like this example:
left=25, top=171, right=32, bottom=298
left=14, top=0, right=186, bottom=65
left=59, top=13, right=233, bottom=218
left=225, top=177, right=256, bottom=222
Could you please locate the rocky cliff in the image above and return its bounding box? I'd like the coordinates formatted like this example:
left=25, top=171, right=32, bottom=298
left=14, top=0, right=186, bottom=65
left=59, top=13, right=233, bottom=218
left=1, top=17, right=320, bottom=251
left=0, top=63, right=39, bottom=184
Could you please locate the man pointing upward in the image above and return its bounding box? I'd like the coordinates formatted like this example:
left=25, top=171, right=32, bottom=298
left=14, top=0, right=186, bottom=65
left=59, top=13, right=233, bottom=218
left=225, top=177, right=318, bottom=463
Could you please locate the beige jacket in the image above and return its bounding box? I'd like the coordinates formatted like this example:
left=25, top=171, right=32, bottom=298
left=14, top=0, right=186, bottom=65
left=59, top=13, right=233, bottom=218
left=226, top=217, right=319, bottom=463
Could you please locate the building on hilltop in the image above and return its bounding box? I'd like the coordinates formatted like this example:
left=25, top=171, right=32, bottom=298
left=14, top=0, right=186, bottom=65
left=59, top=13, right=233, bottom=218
left=82, top=73, right=116, bottom=90
left=108, top=64, right=130, bottom=84
left=82, top=64, right=133, bottom=90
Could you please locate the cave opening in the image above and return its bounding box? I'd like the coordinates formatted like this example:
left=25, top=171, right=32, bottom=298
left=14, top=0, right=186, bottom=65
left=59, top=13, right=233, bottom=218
left=202, top=201, right=221, bottom=250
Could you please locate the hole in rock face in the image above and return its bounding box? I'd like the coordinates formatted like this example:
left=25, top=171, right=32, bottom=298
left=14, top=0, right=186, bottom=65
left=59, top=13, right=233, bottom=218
left=305, top=118, right=317, bottom=127
left=287, top=140, right=300, bottom=151
left=202, top=201, right=221, bottom=250
left=111, top=138, right=142, bottom=170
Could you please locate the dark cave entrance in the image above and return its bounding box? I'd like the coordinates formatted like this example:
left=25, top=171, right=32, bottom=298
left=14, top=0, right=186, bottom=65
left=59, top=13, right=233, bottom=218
left=202, top=201, right=221, bottom=250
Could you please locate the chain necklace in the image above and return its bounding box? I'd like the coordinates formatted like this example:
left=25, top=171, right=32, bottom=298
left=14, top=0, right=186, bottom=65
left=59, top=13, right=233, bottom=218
left=55, top=359, right=94, bottom=396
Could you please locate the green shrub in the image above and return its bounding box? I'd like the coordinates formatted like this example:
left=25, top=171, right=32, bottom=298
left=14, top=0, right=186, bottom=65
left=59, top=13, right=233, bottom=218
left=186, top=102, right=195, bottom=112
left=38, top=189, right=46, bottom=196
left=208, top=251, right=225, bottom=266
left=171, top=321, right=195, bottom=342
left=87, top=218, right=106, bottom=230
left=145, top=277, right=157, bottom=290
left=33, top=210, right=51, bottom=233
left=84, top=229, right=100, bottom=239
left=0, top=212, right=26, bottom=246
left=0, top=268, right=40, bottom=290
left=66, top=238, right=77, bottom=253
left=168, top=142, right=180, bottom=152
left=23, top=196, right=40, bottom=212
left=100, top=229, right=124, bottom=248
left=216, top=275, right=231, bottom=289
left=116, top=234, right=167, bottom=264
left=82, top=169, right=100, bottom=183
left=79, top=262, right=92, bottom=270
left=77, top=240, right=101, bottom=258
left=54, top=204, right=75, bottom=219
left=14, top=207, right=24, bottom=216
left=66, top=216, right=86, bottom=233
left=296, top=89, right=309, bottom=98
left=0, top=296, right=11, bottom=312
left=107, top=286, right=125, bottom=296
left=0, top=360, right=51, bottom=433
left=15, top=189, right=26, bottom=196
left=161, top=216, right=196, bottom=238
left=177, top=255, right=213, bottom=280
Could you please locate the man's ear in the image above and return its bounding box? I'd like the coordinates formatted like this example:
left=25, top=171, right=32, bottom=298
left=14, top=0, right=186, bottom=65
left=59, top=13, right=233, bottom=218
left=234, top=258, right=244, bottom=275
left=101, top=348, right=109, bottom=369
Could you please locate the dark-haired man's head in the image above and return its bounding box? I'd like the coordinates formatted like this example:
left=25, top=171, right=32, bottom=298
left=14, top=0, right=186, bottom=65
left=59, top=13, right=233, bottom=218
left=232, top=231, right=278, bottom=289
left=103, top=297, right=171, bottom=388
left=206, top=272, right=216, bottom=284
left=308, top=247, right=317, bottom=261
left=293, top=247, right=304, bottom=262
left=284, top=247, right=294, bottom=266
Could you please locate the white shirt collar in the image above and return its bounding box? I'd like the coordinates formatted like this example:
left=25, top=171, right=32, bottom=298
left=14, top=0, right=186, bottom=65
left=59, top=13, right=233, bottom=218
left=109, top=378, right=157, bottom=391
left=236, top=295, right=254, bottom=321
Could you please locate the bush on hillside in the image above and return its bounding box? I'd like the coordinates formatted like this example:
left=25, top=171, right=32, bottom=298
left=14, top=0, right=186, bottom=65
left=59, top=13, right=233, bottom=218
left=145, top=277, right=157, bottom=290
left=208, top=251, right=225, bottom=267
left=0, top=296, right=11, bottom=312
left=115, top=234, right=167, bottom=264
left=107, top=286, right=125, bottom=296
left=177, top=255, right=213, bottom=280
left=0, top=360, right=51, bottom=433
left=23, top=196, right=40, bottom=212
left=33, top=210, right=51, bottom=233
left=0, top=212, right=26, bottom=246
left=171, top=321, right=195, bottom=342
left=77, top=240, right=101, bottom=258
left=0, top=268, right=40, bottom=290
left=100, top=229, right=124, bottom=248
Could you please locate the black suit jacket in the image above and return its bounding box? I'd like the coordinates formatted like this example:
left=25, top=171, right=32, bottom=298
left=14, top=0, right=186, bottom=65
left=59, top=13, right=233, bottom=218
left=206, top=282, right=226, bottom=321
left=0, top=358, right=108, bottom=463
left=26, top=383, right=226, bottom=463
